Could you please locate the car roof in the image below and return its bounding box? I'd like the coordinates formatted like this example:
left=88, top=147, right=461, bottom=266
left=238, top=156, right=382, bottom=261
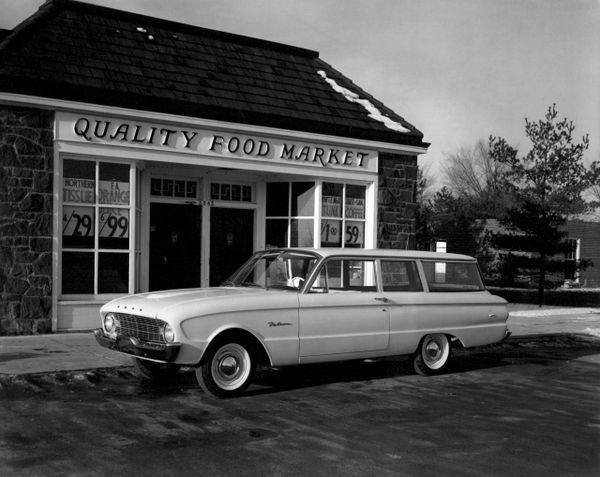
left=261, top=248, right=477, bottom=262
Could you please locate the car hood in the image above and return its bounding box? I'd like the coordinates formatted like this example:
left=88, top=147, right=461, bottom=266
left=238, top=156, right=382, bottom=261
left=101, top=287, right=290, bottom=319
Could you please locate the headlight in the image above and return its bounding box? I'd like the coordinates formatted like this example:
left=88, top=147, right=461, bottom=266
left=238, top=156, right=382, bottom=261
left=104, top=313, right=116, bottom=333
left=164, top=323, right=175, bottom=343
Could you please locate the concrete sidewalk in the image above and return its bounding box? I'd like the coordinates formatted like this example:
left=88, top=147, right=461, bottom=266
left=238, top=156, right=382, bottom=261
left=1, top=305, right=599, bottom=377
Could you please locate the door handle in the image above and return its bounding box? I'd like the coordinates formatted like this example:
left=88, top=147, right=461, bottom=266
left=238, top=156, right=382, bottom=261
left=374, top=297, right=389, bottom=303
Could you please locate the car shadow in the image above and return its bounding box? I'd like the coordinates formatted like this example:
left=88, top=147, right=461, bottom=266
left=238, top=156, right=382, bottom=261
left=130, top=333, right=600, bottom=398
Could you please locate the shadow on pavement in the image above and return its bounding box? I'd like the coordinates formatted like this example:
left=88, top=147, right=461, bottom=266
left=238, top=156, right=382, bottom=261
left=2, top=333, right=599, bottom=399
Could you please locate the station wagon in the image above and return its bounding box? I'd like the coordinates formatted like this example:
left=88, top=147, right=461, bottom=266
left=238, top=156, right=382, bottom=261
left=95, top=248, right=510, bottom=397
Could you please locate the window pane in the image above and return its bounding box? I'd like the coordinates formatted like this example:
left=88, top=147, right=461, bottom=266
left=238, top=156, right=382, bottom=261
left=291, top=182, right=315, bottom=216
left=291, top=219, right=314, bottom=247
left=320, top=259, right=376, bottom=291
left=322, top=182, right=343, bottom=218
left=99, top=208, right=129, bottom=249
left=99, top=163, right=130, bottom=205
left=422, top=261, right=485, bottom=292
left=98, top=253, right=129, bottom=293
left=321, top=219, right=342, bottom=247
left=63, top=159, right=95, bottom=204
left=344, top=221, right=364, bottom=248
left=381, top=261, right=423, bottom=292
left=62, top=205, right=95, bottom=248
left=174, top=180, right=186, bottom=198
left=151, top=178, right=162, bottom=196
left=266, top=219, right=288, bottom=248
left=266, top=183, right=289, bottom=216
left=345, top=184, right=366, bottom=219
left=62, top=252, right=93, bottom=294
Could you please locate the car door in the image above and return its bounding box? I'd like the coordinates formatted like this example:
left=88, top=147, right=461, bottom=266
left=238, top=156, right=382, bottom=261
left=297, top=258, right=390, bottom=360
left=379, top=259, right=426, bottom=355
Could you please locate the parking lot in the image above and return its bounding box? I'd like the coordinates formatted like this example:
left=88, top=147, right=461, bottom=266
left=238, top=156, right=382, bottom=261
left=1, top=333, right=599, bottom=477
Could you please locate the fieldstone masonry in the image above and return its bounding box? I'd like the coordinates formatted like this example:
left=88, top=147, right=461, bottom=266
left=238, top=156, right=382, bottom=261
left=0, top=106, right=54, bottom=335
left=377, top=152, right=418, bottom=250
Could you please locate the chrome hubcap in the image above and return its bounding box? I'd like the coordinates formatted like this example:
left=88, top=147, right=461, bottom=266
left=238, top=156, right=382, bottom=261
left=211, top=343, right=251, bottom=390
left=218, top=356, right=240, bottom=378
left=425, top=341, right=441, bottom=360
left=422, top=334, right=449, bottom=369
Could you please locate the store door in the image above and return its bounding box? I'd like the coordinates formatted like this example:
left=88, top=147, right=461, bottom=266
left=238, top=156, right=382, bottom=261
left=210, top=208, right=254, bottom=286
left=149, top=203, right=201, bottom=291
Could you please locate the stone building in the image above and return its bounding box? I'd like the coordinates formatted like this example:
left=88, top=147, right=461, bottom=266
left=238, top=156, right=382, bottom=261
left=0, top=0, right=428, bottom=334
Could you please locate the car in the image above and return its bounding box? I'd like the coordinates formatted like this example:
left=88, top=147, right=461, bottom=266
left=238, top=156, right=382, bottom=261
left=94, top=248, right=510, bottom=398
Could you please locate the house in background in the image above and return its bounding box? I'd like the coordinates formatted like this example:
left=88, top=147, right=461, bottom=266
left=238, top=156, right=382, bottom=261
left=564, top=214, right=600, bottom=288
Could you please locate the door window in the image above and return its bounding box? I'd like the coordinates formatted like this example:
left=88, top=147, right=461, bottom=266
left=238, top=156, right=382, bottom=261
left=310, top=259, right=377, bottom=292
left=149, top=203, right=201, bottom=291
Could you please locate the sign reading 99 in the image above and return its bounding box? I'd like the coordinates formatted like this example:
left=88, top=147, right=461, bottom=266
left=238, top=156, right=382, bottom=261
left=99, top=209, right=129, bottom=238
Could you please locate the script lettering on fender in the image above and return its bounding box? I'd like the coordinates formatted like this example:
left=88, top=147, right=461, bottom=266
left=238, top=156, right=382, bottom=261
left=71, top=116, right=372, bottom=169
left=268, top=321, right=293, bottom=327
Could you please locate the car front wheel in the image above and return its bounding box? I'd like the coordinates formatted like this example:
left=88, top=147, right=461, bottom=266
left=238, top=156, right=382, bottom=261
left=196, top=341, right=255, bottom=398
left=413, top=334, right=451, bottom=376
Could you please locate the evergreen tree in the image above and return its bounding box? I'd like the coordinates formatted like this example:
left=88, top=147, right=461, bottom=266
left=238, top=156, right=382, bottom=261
left=489, top=104, right=596, bottom=304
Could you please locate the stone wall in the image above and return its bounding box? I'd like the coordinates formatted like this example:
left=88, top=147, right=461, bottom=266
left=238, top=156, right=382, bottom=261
left=377, top=152, right=418, bottom=249
left=0, top=106, right=54, bottom=335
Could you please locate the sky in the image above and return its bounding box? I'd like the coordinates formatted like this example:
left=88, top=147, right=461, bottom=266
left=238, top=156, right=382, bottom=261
left=1, top=0, right=598, bottom=187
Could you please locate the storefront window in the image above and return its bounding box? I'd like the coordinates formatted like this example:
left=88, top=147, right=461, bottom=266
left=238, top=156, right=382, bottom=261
left=266, top=182, right=315, bottom=247
left=61, top=159, right=134, bottom=295
left=321, top=183, right=366, bottom=248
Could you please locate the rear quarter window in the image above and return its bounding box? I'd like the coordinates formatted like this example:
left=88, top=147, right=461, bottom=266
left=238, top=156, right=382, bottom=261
left=421, top=261, right=485, bottom=292
left=381, top=260, right=423, bottom=292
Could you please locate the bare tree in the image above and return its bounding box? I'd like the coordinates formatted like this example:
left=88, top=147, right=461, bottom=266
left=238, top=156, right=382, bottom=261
left=442, top=139, right=513, bottom=217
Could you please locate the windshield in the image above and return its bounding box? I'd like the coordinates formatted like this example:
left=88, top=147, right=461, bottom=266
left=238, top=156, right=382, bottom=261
left=223, top=250, right=319, bottom=290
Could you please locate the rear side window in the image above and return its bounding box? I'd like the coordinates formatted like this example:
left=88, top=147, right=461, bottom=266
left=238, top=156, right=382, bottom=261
left=381, top=260, right=423, bottom=292
left=422, top=261, right=485, bottom=292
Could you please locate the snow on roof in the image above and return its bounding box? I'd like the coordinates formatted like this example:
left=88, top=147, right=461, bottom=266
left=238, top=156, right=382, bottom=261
left=317, top=70, right=410, bottom=134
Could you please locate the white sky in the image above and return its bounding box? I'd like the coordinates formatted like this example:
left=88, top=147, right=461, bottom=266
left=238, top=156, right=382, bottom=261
left=2, top=0, right=599, bottom=186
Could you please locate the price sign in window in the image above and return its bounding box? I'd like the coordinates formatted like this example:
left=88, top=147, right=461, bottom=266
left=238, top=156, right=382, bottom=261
left=62, top=206, right=95, bottom=248
left=99, top=208, right=129, bottom=249
left=321, top=219, right=342, bottom=246
left=344, top=221, right=364, bottom=247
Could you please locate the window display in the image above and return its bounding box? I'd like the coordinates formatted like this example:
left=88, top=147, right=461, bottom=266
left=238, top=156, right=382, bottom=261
left=61, top=159, right=133, bottom=295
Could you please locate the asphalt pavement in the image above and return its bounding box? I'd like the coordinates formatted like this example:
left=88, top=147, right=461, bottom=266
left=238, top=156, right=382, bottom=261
left=0, top=304, right=599, bottom=377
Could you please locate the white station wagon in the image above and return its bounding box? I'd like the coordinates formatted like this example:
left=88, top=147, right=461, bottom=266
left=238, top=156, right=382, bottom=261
left=95, top=248, right=509, bottom=397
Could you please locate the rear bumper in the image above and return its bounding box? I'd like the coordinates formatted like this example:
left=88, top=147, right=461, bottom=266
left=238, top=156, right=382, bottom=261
left=94, top=328, right=181, bottom=362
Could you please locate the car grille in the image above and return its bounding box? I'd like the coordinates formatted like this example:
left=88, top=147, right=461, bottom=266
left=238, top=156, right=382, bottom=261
left=114, top=313, right=165, bottom=343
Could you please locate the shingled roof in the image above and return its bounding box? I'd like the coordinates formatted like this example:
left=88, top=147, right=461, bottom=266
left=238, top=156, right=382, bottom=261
left=0, top=0, right=427, bottom=148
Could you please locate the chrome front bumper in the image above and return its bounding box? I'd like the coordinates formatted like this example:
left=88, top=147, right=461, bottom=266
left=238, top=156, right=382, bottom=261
left=94, top=329, right=181, bottom=362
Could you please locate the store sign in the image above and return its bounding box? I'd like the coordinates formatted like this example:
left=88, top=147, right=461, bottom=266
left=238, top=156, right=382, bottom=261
left=345, top=198, right=365, bottom=219
left=321, top=195, right=342, bottom=217
left=57, top=113, right=377, bottom=173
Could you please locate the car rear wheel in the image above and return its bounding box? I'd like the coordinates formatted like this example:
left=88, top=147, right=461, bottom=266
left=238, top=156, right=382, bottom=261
left=196, top=341, right=255, bottom=398
left=132, top=357, right=181, bottom=380
left=413, top=334, right=451, bottom=376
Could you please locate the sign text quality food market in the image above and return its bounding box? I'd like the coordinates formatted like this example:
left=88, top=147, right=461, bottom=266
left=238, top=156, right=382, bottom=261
left=60, top=113, right=376, bottom=172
